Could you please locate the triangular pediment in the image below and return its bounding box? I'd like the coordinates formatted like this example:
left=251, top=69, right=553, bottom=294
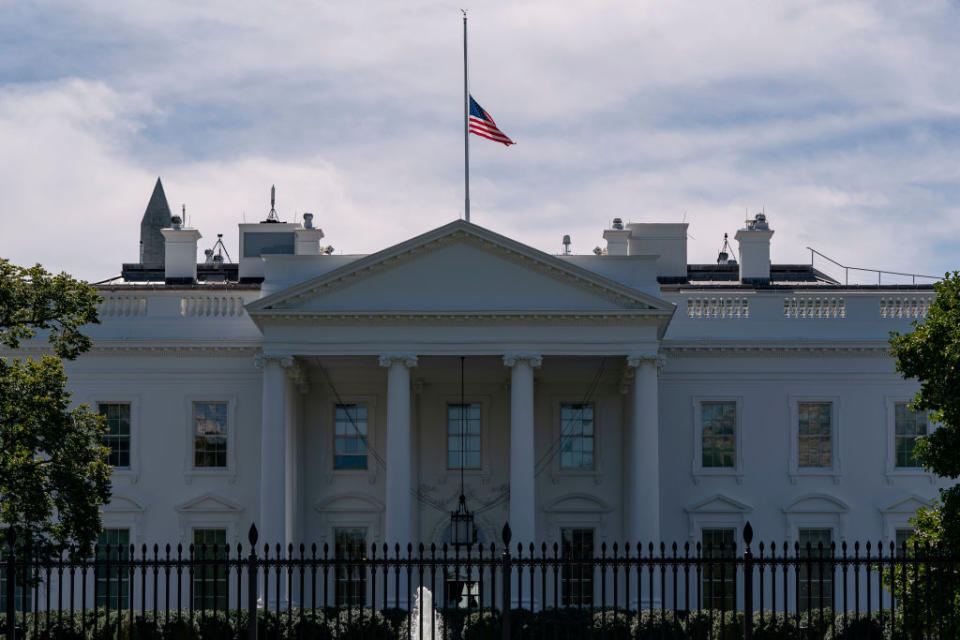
left=248, top=221, right=674, bottom=322
left=103, top=494, right=145, bottom=513
left=685, top=494, right=753, bottom=514
left=880, top=495, right=933, bottom=514
left=783, top=494, right=849, bottom=514
left=176, top=492, right=244, bottom=514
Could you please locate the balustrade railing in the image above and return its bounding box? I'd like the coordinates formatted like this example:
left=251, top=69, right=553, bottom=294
left=97, top=296, right=148, bottom=317
left=783, top=296, right=846, bottom=319
left=3, top=523, right=957, bottom=640
left=686, top=297, right=750, bottom=319
left=179, top=296, right=246, bottom=318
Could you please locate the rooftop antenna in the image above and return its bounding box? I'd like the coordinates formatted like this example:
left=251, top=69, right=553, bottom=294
left=717, top=232, right=737, bottom=265
left=266, top=185, right=280, bottom=222
left=211, top=233, right=232, bottom=263
left=182, top=204, right=187, bottom=227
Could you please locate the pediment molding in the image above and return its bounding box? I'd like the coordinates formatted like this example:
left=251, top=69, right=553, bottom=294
left=175, top=492, right=245, bottom=514
left=314, top=493, right=385, bottom=514
left=103, top=494, right=146, bottom=513
left=543, top=493, right=612, bottom=514
left=879, top=494, right=932, bottom=514
left=247, top=221, right=675, bottom=320
left=684, top=494, right=753, bottom=514
left=783, top=493, right=849, bottom=514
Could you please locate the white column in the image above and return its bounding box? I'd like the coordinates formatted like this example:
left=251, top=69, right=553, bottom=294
left=503, top=354, right=541, bottom=546
left=379, top=354, right=418, bottom=546
left=626, top=353, right=663, bottom=546
left=256, top=354, right=293, bottom=607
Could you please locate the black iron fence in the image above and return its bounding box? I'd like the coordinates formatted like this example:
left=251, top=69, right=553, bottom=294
left=3, top=522, right=959, bottom=639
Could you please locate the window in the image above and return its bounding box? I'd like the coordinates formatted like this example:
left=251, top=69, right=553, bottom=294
left=798, top=403, right=832, bottom=468
left=242, top=232, right=295, bottom=257
left=192, top=529, right=228, bottom=610
left=447, top=404, right=481, bottom=469
left=702, top=528, right=736, bottom=610
left=559, top=404, right=595, bottom=470
left=98, top=403, right=131, bottom=468
left=334, top=404, right=368, bottom=469
left=193, top=402, right=228, bottom=468
left=96, top=528, right=130, bottom=609
left=798, top=528, right=833, bottom=611
left=701, top=402, right=736, bottom=468
left=334, top=528, right=367, bottom=607
left=894, top=403, right=928, bottom=468
left=0, top=541, right=31, bottom=612
left=895, top=528, right=914, bottom=557
left=561, top=528, right=594, bottom=607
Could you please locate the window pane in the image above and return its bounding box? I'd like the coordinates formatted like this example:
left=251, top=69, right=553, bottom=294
left=193, top=402, right=228, bottom=468
left=702, top=528, right=736, bottom=610
left=561, top=528, right=594, bottom=607
left=798, top=528, right=833, bottom=612
left=96, top=528, right=131, bottom=609
left=98, top=403, right=131, bottom=468
left=335, top=528, right=367, bottom=607
left=798, top=403, right=832, bottom=468
left=701, top=402, right=736, bottom=468
left=894, top=403, right=927, bottom=468
left=192, top=529, right=228, bottom=610
left=448, top=404, right=481, bottom=469
left=560, top=403, right=595, bottom=470
left=896, top=528, right=914, bottom=557
left=334, top=404, right=368, bottom=470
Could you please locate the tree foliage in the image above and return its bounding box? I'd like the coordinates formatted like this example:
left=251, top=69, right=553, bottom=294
left=889, top=271, right=960, bottom=630
left=0, top=258, right=110, bottom=556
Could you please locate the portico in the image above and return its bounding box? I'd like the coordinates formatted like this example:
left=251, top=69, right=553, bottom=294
left=246, top=221, right=675, bottom=558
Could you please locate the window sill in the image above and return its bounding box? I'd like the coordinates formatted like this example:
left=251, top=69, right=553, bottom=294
left=885, top=469, right=936, bottom=485
left=550, top=469, right=603, bottom=485
left=184, top=468, right=236, bottom=484
left=110, top=468, right=139, bottom=484
left=692, top=470, right=743, bottom=485
left=789, top=470, right=841, bottom=485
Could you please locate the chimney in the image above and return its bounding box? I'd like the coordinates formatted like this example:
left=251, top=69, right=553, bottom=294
left=602, top=218, right=630, bottom=255
left=160, top=215, right=202, bottom=284
left=625, top=222, right=688, bottom=280
left=294, top=213, right=325, bottom=255
left=734, top=213, right=774, bottom=284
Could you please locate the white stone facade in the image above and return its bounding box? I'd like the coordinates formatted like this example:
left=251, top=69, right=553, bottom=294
left=26, top=205, right=945, bottom=553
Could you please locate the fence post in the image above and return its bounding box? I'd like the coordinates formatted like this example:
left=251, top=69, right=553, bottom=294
left=247, top=524, right=259, bottom=640
left=4, top=527, right=15, bottom=640
left=743, top=522, right=754, bottom=640
left=501, top=523, right=512, bottom=640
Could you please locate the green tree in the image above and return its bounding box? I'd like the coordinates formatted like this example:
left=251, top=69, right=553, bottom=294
left=0, top=258, right=110, bottom=557
left=889, top=271, right=960, bottom=630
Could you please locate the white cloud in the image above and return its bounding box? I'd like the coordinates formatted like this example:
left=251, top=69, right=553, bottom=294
left=0, top=0, right=958, bottom=282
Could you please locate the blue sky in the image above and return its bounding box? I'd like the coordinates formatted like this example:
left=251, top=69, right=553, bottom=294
left=1, top=0, right=958, bottom=282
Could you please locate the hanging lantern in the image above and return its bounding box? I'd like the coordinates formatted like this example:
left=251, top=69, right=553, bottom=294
left=450, top=494, right=475, bottom=546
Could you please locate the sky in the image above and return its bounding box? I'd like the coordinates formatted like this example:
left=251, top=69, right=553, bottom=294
left=1, top=0, right=958, bottom=283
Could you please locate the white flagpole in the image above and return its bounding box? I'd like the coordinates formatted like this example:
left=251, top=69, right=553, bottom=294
left=462, top=9, right=470, bottom=223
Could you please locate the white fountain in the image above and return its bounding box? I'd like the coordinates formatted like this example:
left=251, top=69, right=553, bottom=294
left=409, top=586, right=446, bottom=640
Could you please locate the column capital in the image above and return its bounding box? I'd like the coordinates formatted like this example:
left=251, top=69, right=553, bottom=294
left=502, top=353, right=543, bottom=369
left=378, top=353, right=418, bottom=369
left=626, top=352, right=665, bottom=371
left=254, top=353, right=295, bottom=370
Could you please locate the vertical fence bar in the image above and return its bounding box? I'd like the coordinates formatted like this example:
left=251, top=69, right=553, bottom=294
left=501, top=524, right=512, bottom=640
left=247, top=525, right=258, bottom=640
left=4, top=527, right=15, bottom=640
left=743, top=522, right=754, bottom=640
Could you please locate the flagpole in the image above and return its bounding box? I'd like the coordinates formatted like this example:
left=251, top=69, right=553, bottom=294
left=462, top=9, right=470, bottom=223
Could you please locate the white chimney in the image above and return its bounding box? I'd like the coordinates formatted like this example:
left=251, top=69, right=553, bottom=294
left=734, top=213, right=774, bottom=284
left=294, top=213, right=325, bottom=255
left=602, top=218, right=630, bottom=255
left=160, top=216, right=201, bottom=284
left=625, top=222, right=688, bottom=279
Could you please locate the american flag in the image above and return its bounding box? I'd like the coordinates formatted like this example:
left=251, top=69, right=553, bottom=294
left=469, top=96, right=515, bottom=146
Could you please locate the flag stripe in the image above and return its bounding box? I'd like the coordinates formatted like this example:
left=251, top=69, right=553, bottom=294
left=468, top=95, right=515, bottom=146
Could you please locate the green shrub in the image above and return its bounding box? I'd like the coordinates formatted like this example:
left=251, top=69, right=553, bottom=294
left=632, top=609, right=684, bottom=639
left=330, top=608, right=394, bottom=640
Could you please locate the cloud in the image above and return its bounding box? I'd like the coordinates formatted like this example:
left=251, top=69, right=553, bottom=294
left=0, top=0, right=958, bottom=282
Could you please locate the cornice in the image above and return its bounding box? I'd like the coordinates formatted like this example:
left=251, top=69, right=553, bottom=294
left=245, top=309, right=667, bottom=325
left=661, top=340, right=891, bottom=355
left=1, top=342, right=261, bottom=357
left=247, top=222, right=676, bottom=316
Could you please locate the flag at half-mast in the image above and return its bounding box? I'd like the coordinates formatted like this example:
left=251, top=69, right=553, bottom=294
left=468, top=96, right=515, bottom=146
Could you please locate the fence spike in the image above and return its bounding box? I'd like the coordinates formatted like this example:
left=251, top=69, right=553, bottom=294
left=502, top=522, right=512, bottom=546
left=248, top=523, right=259, bottom=546
left=743, top=521, right=754, bottom=545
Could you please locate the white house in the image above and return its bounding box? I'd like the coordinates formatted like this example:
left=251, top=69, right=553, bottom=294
left=35, top=179, right=945, bottom=582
